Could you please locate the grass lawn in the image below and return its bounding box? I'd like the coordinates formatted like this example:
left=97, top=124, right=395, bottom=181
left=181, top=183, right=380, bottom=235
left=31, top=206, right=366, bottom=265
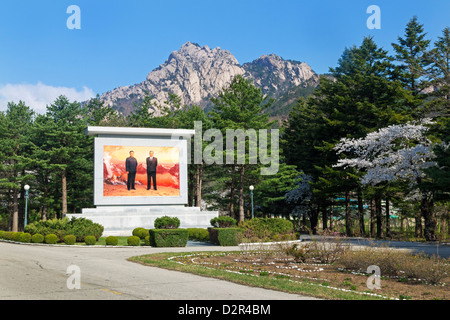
left=127, top=251, right=396, bottom=301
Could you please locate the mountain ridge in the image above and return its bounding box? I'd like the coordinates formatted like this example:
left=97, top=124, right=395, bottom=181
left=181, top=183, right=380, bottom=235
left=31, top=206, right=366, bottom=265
left=98, top=42, right=320, bottom=117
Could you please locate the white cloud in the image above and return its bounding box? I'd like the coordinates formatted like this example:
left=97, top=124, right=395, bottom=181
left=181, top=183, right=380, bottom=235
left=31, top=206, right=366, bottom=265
left=0, top=82, right=96, bottom=114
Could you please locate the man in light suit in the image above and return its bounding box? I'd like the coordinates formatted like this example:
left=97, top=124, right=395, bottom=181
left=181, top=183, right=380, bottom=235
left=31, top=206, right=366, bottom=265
left=146, top=151, right=157, bottom=190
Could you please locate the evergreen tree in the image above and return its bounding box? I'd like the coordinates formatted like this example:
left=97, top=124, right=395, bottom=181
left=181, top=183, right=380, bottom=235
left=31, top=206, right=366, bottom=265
left=392, top=16, right=431, bottom=97
left=0, top=101, right=35, bottom=231
left=209, top=75, right=276, bottom=222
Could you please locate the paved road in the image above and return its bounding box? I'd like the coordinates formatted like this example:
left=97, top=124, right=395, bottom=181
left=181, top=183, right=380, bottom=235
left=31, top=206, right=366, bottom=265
left=0, top=242, right=318, bottom=300
left=301, top=235, right=450, bottom=258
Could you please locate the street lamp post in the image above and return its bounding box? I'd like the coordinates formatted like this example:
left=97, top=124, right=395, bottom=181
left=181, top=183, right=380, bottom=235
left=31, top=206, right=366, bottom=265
left=24, top=185, right=30, bottom=229
left=249, top=185, right=254, bottom=219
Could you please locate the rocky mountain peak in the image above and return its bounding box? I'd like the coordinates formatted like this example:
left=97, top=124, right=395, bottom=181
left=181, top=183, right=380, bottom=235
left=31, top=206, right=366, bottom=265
left=99, top=42, right=319, bottom=116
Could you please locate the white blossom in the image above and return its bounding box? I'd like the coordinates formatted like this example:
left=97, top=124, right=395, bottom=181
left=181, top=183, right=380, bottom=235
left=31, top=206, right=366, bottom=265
left=333, top=119, right=437, bottom=187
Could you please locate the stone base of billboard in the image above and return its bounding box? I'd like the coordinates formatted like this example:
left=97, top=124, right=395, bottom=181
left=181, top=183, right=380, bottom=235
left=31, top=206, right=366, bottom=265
left=67, top=206, right=219, bottom=236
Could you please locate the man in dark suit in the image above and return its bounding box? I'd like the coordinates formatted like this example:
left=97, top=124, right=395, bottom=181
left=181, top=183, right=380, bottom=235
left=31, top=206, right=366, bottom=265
left=125, top=150, right=138, bottom=190
left=146, top=151, right=158, bottom=190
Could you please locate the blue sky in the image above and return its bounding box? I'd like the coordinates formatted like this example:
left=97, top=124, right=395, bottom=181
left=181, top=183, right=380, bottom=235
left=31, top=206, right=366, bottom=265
left=1, top=0, right=449, bottom=112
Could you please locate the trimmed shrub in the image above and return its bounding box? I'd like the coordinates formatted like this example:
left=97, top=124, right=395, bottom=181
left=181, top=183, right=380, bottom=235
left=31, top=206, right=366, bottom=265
left=45, top=234, right=58, bottom=244
left=64, top=235, right=76, bottom=245
left=144, top=236, right=151, bottom=246
left=188, top=228, right=210, bottom=242
left=149, top=229, right=188, bottom=247
left=12, top=232, right=23, bottom=242
left=31, top=234, right=44, bottom=243
left=127, top=236, right=140, bottom=246
left=3, top=231, right=14, bottom=241
left=210, top=216, right=237, bottom=228
left=105, top=236, right=118, bottom=246
left=136, top=228, right=149, bottom=239
left=0, top=230, right=5, bottom=239
left=19, top=233, right=32, bottom=243
left=132, top=227, right=145, bottom=237
left=239, top=218, right=295, bottom=242
left=84, top=235, right=96, bottom=246
left=209, top=228, right=244, bottom=246
left=154, top=216, right=180, bottom=229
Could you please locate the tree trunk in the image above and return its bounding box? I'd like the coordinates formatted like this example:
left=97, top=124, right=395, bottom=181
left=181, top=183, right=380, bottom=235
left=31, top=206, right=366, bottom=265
left=415, top=211, right=423, bottom=238
left=310, top=205, right=319, bottom=235
left=421, top=193, right=437, bottom=241
left=195, top=163, right=203, bottom=207
left=238, top=165, right=245, bottom=222
left=385, top=197, right=391, bottom=239
left=229, top=165, right=236, bottom=219
left=370, top=199, right=376, bottom=238
left=376, top=196, right=382, bottom=239
left=329, top=198, right=334, bottom=231
left=345, top=191, right=353, bottom=237
left=62, top=169, right=67, bottom=219
left=12, top=188, right=19, bottom=232
left=322, top=203, right=328, bottom=230
left=357, top=190, right=365, bottom=236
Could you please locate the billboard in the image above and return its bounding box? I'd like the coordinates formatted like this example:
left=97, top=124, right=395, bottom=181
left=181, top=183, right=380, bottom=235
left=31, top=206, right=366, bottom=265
left=93, top=136, right=188, bottom=206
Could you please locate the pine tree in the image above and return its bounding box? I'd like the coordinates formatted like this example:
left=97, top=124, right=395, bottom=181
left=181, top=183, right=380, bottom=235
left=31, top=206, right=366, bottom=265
left=392, top=16, right=431, bottom=97
left=0, top=101, right=35, bottom=231
left=209, top=75, right=275, bottom=222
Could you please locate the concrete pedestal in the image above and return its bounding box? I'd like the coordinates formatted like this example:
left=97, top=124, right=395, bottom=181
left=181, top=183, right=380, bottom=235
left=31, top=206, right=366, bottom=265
left=67, top=206, right=219, bottom=236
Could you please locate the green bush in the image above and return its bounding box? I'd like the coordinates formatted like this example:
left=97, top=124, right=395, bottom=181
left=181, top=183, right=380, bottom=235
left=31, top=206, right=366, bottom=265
left=149, top=229, right=188, bottom=247
left=3, top=231, right=14, bottom=240
left=24, top=217, right=103, bottom=242
left=144, top=236, right=151, bottom=246
left=45, top=234, right=58, bottom=244
left=105, top=236, right=118, bottom=246
left=154, top=216, right=180, bottom=229
left=133, top=228, right=149, bottom=239
left=239, top=218, right=294, bottom=242
left=127, top=236, right=140, bottom=246
left=188, top=228, right=210, bottom=242
left=210, top=216, right=237, bottom=228
left=132, top=227, right=145, bottom=237
left=31, top=234, right=44, bottom=243
left=19, top=233, right=32, bottom=243
left=0, top=230, right=5, bottom=239
left=64, top=235, right=76, bottom=245
left=209, top=228, right=244, bottom=246
left=12, top=232, right=23, bottom=242
left=84, top=235, right=97, bottom=246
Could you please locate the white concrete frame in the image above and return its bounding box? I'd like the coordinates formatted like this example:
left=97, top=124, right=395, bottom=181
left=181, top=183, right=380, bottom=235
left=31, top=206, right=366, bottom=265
left=90, top=127, right=194, bottom=206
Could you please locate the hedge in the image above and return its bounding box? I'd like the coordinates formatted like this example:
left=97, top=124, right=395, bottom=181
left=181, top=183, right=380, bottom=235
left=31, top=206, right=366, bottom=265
left=239, top=218, right=295, bottom=242
left=0, top=231, right=32, bottom=243
left=187, top=228, right=210, bottom=242
left=149, top=229, right=188, bottom=247
left=24, top=217, right=103, bottom=242
left=208, top=228, right=244, bottom=246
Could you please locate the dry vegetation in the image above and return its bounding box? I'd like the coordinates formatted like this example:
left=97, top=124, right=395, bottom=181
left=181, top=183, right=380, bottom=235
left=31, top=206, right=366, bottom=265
left=169, top=239, right=449, bottom=300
